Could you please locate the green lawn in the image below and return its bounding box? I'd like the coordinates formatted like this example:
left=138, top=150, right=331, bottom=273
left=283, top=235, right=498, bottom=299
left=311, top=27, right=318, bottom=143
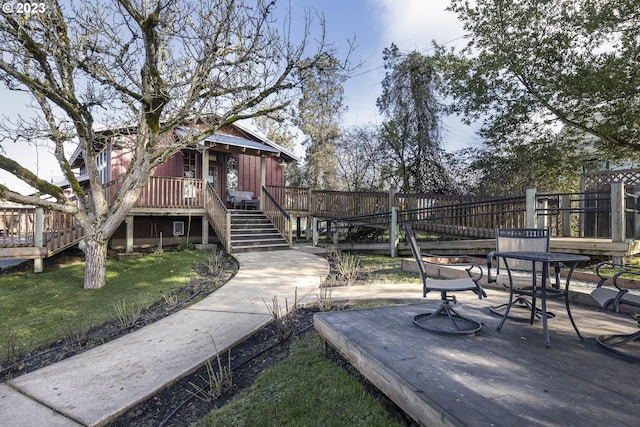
left=0, top=250, right=209, bottom=360
left=196, top=332, right=406, bottom=427
left=357, top=254, right=421, bottom=285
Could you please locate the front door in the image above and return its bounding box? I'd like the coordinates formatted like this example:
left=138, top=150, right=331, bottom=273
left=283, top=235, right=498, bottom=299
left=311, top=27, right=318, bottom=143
left=208, top=158, right=221, bottom=197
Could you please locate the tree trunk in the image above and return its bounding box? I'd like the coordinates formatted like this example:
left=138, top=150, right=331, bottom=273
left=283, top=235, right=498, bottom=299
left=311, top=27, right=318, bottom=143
left=79, top=237, right=108, bottom=289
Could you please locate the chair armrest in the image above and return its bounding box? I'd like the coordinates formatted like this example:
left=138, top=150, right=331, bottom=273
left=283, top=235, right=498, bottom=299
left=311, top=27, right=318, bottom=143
left=592, top=263, right=640, bottom=312
left=595, top=261, right=621, bottom=287
left=596, top=261, right=640, bottom=291
left=613, top=269, right=640, bottom=291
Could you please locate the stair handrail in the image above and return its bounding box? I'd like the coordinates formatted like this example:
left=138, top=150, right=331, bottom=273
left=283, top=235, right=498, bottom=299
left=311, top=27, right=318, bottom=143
left=205, top=183, right=232, bottom=252
left=261, top=186, right=292, bottom=248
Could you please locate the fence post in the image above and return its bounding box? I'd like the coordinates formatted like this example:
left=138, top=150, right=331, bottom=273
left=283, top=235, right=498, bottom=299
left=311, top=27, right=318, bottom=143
left=537, top=197, right=548, bottom=229
left=561, top=194, right=572, bottom=237
left=390, top=206, right=398, bottom=258
left=635, top=191, right=640, bottom=240
left=34, top=208, right=43, bottom=273
left=579, top=174, right=586, bottom=237
left=388, top=189, right=396, bottom=212
left=526, top=188, right=537, bottom=228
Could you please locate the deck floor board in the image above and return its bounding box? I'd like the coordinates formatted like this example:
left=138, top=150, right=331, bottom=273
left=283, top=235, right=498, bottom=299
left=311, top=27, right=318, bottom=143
left=314, top=296, right=640, bottom=426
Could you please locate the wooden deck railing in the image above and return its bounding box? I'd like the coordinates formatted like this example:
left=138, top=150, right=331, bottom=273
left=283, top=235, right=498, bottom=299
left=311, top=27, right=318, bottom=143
left=103, top=176, right=204, bottom=209
left=44, top=211, right=85, bottom=255
left=399, top=195, right=527, bottom=239
left=262, top=186, right=292, bottom=248
left=2, top=177, right=637, bottom=256
left=0, top=207, right=35, bottom=247
left=204, top=183, right=231, bottom=252
left=265, top=185, right=309, bottom=212
left=313, top=190, right=388, bottom=218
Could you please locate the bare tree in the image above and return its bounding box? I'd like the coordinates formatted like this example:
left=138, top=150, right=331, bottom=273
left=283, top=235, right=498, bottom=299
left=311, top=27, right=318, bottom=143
left=335, top=124, right=386, bottom=191
left=0, top=0, right=344, bottom=288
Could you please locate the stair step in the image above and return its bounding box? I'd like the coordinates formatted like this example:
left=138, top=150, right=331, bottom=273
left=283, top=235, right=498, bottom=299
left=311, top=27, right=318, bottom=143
left=207, top=208, right=291, bottom=253
left=231, top=233, right=282, bottom=239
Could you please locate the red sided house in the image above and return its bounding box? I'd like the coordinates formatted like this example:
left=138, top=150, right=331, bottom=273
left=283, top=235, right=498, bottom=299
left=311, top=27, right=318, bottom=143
left=68, top=122, right=298, bottom=254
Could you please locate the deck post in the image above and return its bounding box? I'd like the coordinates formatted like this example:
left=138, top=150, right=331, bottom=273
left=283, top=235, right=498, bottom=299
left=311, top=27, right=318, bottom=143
left=526, top=188, right=537, bottom=228
left=611, top=182, right=625, bottom=265
left=611, top=182, right=625, bottom=243
left=126, top=215, right=134, bottom=253
left=225, top=211, right=232, bottom=253
left=390, top=206, right=398, bottom=258
left=306, top=190, right=313, bottom=241
left=312, top=217, right=319, bottom=246
left=33, top=208, right=43, bottom=273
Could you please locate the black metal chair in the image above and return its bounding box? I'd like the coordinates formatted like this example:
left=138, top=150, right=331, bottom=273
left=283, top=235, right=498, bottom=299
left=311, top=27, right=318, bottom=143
left=591, top=262, right=640, bottom=361
left=404, top=225, right=485, bottom=335
left=487, top=227, right=556, bottom=322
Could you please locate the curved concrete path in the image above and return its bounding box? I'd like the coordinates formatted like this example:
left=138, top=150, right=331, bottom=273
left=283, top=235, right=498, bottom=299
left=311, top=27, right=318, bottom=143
left=0, top=245, right=329, bottom=427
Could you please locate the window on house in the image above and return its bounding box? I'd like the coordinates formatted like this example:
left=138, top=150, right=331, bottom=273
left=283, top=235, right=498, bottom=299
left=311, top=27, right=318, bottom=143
left=173, top=221, right=185, bottom=236
left=183, top=151, right=197, bottom=178
left=96, top=147, right=111, bottom=184
left=227, top=157, right=238, bottom=191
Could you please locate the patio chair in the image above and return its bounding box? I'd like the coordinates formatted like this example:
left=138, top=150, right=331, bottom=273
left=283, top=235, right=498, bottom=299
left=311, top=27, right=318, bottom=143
left=591, top=262, right=640, bottom=361
left=487, top=227, right=555, bottom=322
left=404, top=225, right=485, bottom=335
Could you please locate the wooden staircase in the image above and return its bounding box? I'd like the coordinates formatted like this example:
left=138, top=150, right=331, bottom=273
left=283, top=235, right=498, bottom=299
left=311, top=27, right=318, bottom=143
left=230, top=210, right=290, bottom=253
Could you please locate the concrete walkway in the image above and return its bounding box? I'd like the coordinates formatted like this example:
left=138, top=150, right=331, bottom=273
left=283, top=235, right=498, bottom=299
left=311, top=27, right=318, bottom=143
left=0, top=245, right=330, bottom=427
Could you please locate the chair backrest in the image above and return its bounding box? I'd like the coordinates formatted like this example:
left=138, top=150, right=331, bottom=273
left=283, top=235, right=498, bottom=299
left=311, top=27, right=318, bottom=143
left=495, top=228, right=550, bottom=273
left=404, top=225, right=427, bottom=281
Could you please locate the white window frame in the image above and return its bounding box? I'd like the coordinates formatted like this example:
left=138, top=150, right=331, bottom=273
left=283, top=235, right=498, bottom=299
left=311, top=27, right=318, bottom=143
left=172, top=221, right=185, bottom=236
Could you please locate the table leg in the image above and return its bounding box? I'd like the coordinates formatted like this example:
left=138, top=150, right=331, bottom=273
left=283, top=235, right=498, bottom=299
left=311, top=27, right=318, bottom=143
left=541, top=264, right=550, bottom=347
left=497, top=258, right=514, bottom=332
left=564, top=262, right=584, bottom=340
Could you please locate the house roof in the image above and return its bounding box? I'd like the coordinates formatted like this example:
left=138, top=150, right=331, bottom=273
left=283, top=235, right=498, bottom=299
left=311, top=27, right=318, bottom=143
left=176, top=128, right=286, bottom=158
left=69, top=120, right=300, bottom=167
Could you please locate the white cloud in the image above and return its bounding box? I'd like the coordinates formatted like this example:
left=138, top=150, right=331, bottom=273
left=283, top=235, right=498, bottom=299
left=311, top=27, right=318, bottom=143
left=372, top=0, right=466, bottom=52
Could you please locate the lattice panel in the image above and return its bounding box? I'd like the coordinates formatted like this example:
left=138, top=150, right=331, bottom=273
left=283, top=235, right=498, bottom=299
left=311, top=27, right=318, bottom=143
left=583, top=169, right=640, bottom=191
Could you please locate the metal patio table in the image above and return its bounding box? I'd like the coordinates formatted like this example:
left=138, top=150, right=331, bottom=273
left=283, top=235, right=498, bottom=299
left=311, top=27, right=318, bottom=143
left=493, top=251, right=591, bottom=347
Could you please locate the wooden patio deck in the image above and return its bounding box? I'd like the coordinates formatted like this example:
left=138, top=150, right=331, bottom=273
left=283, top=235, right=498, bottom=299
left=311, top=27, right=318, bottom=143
left=314, top=294, right=640, bottom=426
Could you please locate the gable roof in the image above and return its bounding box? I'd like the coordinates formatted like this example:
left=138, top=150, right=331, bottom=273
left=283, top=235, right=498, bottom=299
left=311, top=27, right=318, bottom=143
left=68, top=121, right=299, bottom=167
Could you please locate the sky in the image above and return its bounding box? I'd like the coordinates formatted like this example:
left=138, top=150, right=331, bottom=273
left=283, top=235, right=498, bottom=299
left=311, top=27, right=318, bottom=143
left=0, top=0, right=478, bottom=194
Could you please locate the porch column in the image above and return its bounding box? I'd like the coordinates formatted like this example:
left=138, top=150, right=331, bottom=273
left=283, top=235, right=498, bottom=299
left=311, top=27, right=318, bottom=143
left=202, top=149, right=209, bottom=245
left=126, top=215, right=134, bottom=253
left=260, top=156, right=267, bottom=210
